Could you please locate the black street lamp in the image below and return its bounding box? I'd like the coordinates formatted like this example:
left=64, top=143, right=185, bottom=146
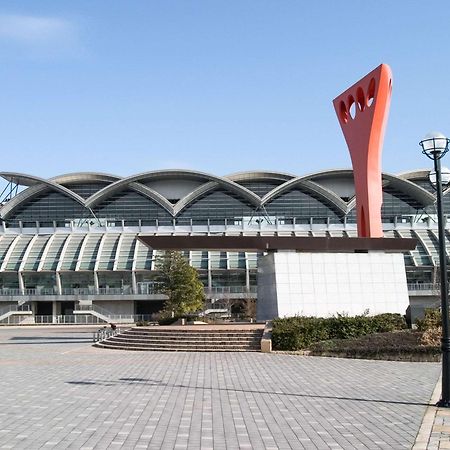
left=420, top=131, right=450, bottom=407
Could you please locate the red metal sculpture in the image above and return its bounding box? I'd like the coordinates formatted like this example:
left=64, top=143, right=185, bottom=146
left=333, top=64, right=392, bottom=238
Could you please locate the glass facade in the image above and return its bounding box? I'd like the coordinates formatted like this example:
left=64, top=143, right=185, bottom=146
left=62, top=182, right=110, bottom=199
left=93, top=190, right=173, bottom=222
left=0, top=169, right=447, bottom=300
left=178, top=189, right=255, bottom=222
left=264, top=188, right=344, bottom=224
left=9, top=191, right=90, bottom=226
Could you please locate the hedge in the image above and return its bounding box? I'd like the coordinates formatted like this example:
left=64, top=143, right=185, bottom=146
left=415, top=308, right=441, bottom=331
left=272, top=313, right=406, bottom=351
left=308, top=330, right=440, bottom=361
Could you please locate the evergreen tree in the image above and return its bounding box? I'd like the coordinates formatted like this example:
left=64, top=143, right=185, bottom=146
left=155, top=251, right=204, bottom=316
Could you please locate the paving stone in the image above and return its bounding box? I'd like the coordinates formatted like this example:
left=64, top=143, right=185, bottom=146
left=0, top=326, right=442, bottom=449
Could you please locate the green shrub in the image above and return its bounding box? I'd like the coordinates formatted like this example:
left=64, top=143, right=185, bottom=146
left=416, top=309, right=441, bottom=331
left=371, top=313, right=407, bottom=332
left=272, top=316, right=329, bottom=351
left=158, top=316, right=180, bottom=326
left=272, top=313, right=406, bottom=351
left=135, top=320, right=149, bottom=327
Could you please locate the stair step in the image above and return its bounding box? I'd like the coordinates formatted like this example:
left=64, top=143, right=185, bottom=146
left=117, top=334, right=262, bottom=339
left=125, top=329, right=263, bottom=335
left=95, top=343, right=260, bottom=352
left=122, top=335, right=262, bottom=340
left=95, top=327, right=264, bottom=352
left=107, top=339, right=259, bottom=348
left=121, top=342, right=260, bottom=346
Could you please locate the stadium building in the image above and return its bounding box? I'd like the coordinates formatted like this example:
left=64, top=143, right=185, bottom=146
left=0, top=168, right=445, bottom=324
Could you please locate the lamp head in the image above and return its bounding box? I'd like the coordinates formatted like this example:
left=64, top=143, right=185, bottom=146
left=429, top=166, right=450, bottom=188
left=420, top=131, right=450, bottom=160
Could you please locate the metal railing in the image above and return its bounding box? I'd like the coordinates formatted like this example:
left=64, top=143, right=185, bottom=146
left=93, top=327, right=121, bottom=342
left=32, top=314, right=153, bottom=325
left=205, top=286, right=257, bottom=294
left=0, top=288, right=58, bottom=296
left=34, top=314, right=105, bottom=324
left=0, top=287, right=139, bottom=296
left=407, top=283, right=440, bottom=291
left=0, top=286, right=258, bottom=297
left=75, top=303, right=110, bottom=314
left=74, top=304, right=153, bottom=322
left=0, top=303, right=31, bottom=316
left=0, top=284, right=442, bottom=298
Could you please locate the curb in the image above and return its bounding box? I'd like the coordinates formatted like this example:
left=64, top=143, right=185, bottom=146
left=412, top=375, right=441, bottom=449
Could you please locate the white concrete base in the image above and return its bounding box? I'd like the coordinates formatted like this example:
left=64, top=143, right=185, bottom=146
left=256, top=251, right=409, bottom=321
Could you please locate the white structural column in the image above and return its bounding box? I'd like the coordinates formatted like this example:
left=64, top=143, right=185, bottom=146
left=245, top=252, right=250, bottom=291
left=131, top=271, right=137, bottom=294
left=431, top=229, right=450, bottom=257
left=18, top=234, right=38, bottom=294
left=94, top=234, right=107, bottom=273
left=412, top=230, right=436, bottom=266
left=75, top=234, right=90, bottom=272
left=94, top=271, right=99, bottom=293
left=207, top=251, right=212, bottom=291
left=0, top=235, right=21, bottom=272
left=131, top=237, right=140, bottom=294
left=56, top=234, right=75, bottom=294
left=37, top=234, right=57, bottom=272
left=94, top=233, right=108, bottom=293
left=18, top=234, right=38, bottom=273
left=56, top=234, right=73, bottom=272
left=113, top=234, right=124, bottom=271
left=396, top=230, right=419, bottom=266
left=55, top=272, right=62, bottom=295
left=52, top=301, right=57, bottom=324
left=18, top=272, right=25, bottom=295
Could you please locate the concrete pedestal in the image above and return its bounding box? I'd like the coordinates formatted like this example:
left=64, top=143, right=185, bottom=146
left=256, top=251, right=409, bottom=321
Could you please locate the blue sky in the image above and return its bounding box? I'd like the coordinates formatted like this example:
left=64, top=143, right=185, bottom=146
left=0, top=1, right=450, bottom=181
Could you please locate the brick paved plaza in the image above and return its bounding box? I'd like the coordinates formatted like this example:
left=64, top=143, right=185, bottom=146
left=0, top=326, right=441, bottom=449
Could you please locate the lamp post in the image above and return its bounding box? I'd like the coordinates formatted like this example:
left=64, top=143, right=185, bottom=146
left=420, top=131, right=450, bottom=407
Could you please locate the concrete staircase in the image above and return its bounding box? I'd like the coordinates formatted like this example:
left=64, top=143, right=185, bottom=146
left=94, top=326, right=264, bottom=352
left=73, top=304, right=134, bottom=324
left=0, top=305, right=33, bottom=323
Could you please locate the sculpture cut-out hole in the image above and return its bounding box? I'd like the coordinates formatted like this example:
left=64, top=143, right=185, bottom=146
left=348, top=96, right=356, bottom=119
left=356, top=87, right=365, bottom=111
left=339, top=101, right=348, bottom=123
left=367, top=78, right=376, bottom=107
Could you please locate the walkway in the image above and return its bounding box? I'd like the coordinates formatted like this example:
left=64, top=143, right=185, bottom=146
left=0, top=326, right=442, bottom=449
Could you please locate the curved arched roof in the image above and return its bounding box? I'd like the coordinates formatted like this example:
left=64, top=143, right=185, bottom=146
left=381, top=172, right=435, bottom=205
left=397, top=169, right=431, bottom=181
left=0, top=168, right=439, bottom=220
left=226, top=171, right=294, bottom=183
left=0, top=172, right=87, bottom=219
left=50, top=172, right=121, bottom=185
left=84, top=169, right=262, bottom=211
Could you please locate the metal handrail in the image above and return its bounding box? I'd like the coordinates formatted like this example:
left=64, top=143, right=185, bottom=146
left=74, top=303, right=112, bottom=316
left=0, top=287, right=140, bottom=296
left=74, top=303, right=137, bottom=321
left=93, top=327, right=121, bottom=342
left=205, top=286, right=257, bottom=294
left=407, top=283, right=440, bottom=291
left=0, top=303, right=31, bottom=316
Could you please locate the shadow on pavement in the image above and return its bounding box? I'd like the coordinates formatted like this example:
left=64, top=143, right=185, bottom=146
left=65, top=376, right=432, bottom=407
